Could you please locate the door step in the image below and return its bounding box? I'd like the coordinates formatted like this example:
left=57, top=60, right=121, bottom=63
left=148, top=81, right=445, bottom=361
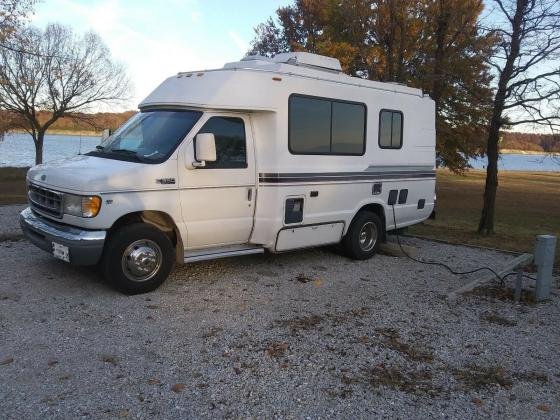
left=184, top=244, right=264, bottom=263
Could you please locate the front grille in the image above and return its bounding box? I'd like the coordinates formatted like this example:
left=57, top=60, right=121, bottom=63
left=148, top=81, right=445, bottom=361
left=28, top=183, right=63, bottom=218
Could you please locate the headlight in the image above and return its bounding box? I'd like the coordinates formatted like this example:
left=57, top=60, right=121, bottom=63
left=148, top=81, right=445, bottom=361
left=63, top=194, right=101, bottom=218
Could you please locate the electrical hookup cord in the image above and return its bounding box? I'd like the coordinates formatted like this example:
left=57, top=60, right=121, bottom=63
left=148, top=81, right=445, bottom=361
left=389, top=205, right=535, bottom=286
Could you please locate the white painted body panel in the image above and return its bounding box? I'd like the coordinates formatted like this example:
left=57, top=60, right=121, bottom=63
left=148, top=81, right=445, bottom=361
left=276, top=222, right=344, bottom=251
left=26, top=54, right=436, bottom=260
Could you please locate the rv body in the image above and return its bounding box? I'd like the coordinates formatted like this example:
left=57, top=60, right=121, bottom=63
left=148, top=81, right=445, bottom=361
left=20, top=52, right=436, bottom=293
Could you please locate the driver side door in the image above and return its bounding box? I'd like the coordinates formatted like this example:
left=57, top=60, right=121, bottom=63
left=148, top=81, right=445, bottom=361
left=178, top=113, right=256, bottom=250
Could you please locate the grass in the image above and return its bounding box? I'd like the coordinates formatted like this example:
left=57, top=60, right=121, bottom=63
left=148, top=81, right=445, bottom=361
left=0, top=167, right=28, bottom=205
left=409, top=169, right=560, bottom=266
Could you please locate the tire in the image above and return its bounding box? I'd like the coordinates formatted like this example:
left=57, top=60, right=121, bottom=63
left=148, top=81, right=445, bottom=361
left=341, top=211, right=383, bottom=260
left=101, top=223, right=175, bottom=294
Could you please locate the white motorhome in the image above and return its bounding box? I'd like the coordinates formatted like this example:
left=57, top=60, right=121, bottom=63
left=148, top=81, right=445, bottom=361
left=20, top=52, right=436, bottom=294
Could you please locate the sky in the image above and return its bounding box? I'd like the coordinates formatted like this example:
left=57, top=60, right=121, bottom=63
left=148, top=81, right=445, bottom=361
left=31, top=0, right=292, bottom=109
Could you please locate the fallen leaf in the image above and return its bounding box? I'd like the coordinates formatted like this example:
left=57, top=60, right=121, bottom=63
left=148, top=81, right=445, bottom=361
left=148, top=378, right=161, bottom=385
left=537, top=404, right=550, bottom=412
left=266, top=341, right=289, bottom=358
left=472, top=398, right=483, bottom=407
left=101, top=355, right=118, bottom=366
left=171, top=383, right=185, bottom=393
left=313, top=279, right=323, bottom=287
left=1, top=357, right=14, bottom=366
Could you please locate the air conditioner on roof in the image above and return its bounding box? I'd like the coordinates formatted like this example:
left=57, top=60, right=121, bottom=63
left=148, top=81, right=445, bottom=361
left=272, top=52, right=342, bottom=73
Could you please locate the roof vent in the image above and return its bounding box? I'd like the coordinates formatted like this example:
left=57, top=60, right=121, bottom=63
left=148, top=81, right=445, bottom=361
left=272, top=52, right=342, bottom=73
left=241, top=55, right=272, bottom=62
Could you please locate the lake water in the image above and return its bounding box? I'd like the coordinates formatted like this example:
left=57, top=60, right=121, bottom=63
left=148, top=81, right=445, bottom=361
left=469, top=153, right=559, bottom=172
left=0, top=132, right=559, bottom=171
left=0, top=133, right=101, bottom=167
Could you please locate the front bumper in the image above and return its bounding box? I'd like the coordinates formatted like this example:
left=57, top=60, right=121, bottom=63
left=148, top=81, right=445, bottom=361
left=19, top=207, right=106, bottom=265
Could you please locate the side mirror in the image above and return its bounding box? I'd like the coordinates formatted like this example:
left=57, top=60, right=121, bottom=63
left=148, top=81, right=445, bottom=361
left=193, top=133, right=216, bottom=167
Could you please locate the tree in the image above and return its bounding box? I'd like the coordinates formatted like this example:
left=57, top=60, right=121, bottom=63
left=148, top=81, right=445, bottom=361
left=478, top=0, right=560, bottom=233
left=0, top=0, right=36, bottom=140
left=0, top=23, right=131, bottom=164
left=249, top=0, right=495, bottom=171
left=0, top=0, right=36, bottom=42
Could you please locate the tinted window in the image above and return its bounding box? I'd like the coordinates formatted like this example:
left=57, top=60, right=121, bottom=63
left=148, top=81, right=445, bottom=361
left=289, top=95, right=366, bottom=155
left=331, top=102, right=366, bottom=154
left=289, top=96, right=331, bottom=153
left=379, top=110, right=403, bottom=149
left=197, top=117, right=247, bottom=169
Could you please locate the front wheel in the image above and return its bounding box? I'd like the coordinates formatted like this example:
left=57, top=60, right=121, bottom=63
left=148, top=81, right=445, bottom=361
left=101, top=223, right=175, bottom=294
left=341, top=211, right=383, bottom=260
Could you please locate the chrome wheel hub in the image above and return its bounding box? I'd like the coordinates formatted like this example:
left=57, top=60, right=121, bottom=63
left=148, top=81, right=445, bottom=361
left=121, top=239, right=162, bottom=282
left=358, top=222, right=377, bottom=252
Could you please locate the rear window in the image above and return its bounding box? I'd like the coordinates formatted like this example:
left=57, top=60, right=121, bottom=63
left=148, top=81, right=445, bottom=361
left=379, top=110, right=403, bottom=149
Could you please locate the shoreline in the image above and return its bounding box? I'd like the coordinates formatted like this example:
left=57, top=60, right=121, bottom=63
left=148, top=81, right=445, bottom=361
left=500, top=149, right=558, bottom=156
left=9, top=129, right=102, bottom=137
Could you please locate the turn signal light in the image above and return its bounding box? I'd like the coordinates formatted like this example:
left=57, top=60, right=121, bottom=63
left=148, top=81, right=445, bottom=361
left=82, top=196, right=101, bottom=218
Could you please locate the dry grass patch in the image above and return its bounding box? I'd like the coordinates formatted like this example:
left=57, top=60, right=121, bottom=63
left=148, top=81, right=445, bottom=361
left=409, top=170, right=560, bottom=267
left=367, top=363, right=439, bottom=396
left=480, top=311, right=517, bottom=327
left=376, top=328, right=434, bottom=363
left=453, top=365, right=512, bottom=390
left=468, top=285, right=537, bottom=305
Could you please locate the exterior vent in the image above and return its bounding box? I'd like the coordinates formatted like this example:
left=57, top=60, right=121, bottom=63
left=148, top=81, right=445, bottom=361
left=241, top=55, right=272, bottom=62
left=272, top=52, right=342, bottom=73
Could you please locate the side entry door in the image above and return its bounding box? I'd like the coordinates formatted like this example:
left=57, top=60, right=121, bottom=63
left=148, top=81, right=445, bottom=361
left=178, top=113, right=256, bottom=249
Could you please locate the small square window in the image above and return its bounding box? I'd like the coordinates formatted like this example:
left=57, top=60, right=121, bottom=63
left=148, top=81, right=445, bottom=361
left=379, top=110, right=403, bottom=149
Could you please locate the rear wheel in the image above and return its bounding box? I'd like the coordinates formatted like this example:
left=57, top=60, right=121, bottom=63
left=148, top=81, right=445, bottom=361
left=341, top=211, right=383, bottom=260
left=102, top=223, right=175, bottom=294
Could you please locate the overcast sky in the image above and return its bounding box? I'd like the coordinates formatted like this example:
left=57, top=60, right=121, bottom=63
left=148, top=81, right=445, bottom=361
left=31, top=0, right=292, bottom=109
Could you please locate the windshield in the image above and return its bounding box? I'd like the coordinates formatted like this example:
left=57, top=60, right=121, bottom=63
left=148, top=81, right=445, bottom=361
left=88, top=109, right=202, bottom=163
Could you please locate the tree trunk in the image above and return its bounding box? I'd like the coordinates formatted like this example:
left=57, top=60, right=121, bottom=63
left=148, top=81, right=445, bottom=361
left=34, top=131, right=45, bottom=165
left=477, top=0, right=526, bottom=234
left=478, top=119, right=500, bottom=233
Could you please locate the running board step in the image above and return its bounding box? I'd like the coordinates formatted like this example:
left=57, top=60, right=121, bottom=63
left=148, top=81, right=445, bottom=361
left=184, top=245, right=264, bottom=263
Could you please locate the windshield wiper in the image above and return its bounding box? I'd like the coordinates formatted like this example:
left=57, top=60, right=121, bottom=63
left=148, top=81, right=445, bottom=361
left=108, top=149, right=148, bottom=162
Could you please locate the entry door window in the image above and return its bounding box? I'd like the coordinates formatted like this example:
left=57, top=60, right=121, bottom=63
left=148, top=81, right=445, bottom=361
left=196, top=117, right=247, bottom=169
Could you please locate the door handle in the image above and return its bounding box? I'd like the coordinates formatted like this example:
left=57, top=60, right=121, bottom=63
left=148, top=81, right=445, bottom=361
left=247, top=187, right=252, bottom=201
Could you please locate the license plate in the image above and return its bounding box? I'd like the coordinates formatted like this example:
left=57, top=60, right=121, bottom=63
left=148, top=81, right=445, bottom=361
left=52, top=242, right=70, bottom=262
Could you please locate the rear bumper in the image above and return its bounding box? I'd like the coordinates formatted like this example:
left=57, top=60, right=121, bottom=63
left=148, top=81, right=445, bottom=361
left=19, top=207, right=106, bottom=265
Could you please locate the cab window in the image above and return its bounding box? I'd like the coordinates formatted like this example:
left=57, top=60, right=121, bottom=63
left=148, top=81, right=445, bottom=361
left=196, top=117, right=247, bottom=169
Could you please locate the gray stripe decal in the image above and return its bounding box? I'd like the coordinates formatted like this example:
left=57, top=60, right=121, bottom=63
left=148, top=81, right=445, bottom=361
left=259, top=170, right=435, bottom=183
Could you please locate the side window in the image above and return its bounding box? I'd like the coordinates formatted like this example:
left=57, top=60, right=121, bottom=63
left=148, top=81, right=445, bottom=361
left=196, top=117, right=247, bottom=169
left=379, top=110, right=403, bottom=149
left=289, top=96, right=331, bottom=154
left=331, top=102, right=366, bottom=154
left=289, top=95, right=366, bottom=155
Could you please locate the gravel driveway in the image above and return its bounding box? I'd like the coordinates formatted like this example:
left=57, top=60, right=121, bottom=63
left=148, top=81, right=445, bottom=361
left=0, top=205, right=558, bottom=419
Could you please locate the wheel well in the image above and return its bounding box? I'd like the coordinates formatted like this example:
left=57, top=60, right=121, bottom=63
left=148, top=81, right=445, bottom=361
left=109, top=211, right=184, bottom=263
left=355, top=203, right=387, bottom=241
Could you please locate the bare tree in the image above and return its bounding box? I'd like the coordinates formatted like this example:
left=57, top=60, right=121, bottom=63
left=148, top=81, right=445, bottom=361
left=478, top=0, right=560, bottom=233
left=0, top=0, right=36, bottom=140
left=0, top=23, right=131, bottom=163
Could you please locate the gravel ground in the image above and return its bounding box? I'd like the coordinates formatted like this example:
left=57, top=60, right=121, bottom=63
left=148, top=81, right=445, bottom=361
left=0, top=205, right=558, bottom=419
left=0, top=204, right=26, bottom=240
